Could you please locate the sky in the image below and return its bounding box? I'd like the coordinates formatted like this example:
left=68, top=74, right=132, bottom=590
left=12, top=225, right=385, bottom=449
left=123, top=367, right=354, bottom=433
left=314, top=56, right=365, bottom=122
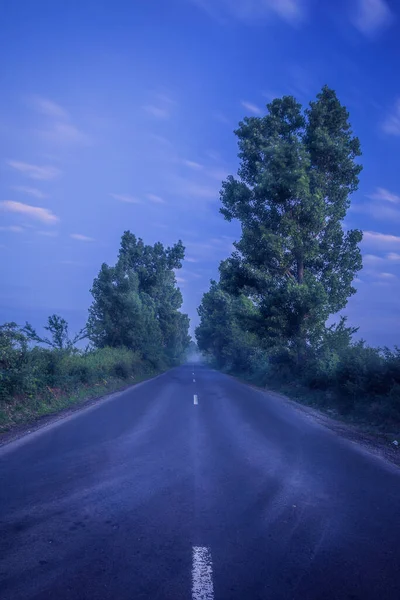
left=1, top=0, right=400, bottom=347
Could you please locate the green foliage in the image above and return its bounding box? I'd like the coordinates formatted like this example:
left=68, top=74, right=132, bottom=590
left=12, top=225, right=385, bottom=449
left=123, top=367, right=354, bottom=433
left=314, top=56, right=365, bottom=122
left=0, top=323, right=29, bottom=400
left=196, top=87, right=399, bottom=428
left=87, top=231, right=190, bottom=366
left=218, top=86, right=363, bottom=363
left=196, top=280, right=259, bottom=373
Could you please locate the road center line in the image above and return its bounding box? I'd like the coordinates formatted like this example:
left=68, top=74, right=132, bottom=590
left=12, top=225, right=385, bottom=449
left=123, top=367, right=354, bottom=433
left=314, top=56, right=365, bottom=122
left=192, top=546, right=214, bottom=600
left=194, top=394, right=198, bottom=405
left=193, top=379, right=196, bottom=383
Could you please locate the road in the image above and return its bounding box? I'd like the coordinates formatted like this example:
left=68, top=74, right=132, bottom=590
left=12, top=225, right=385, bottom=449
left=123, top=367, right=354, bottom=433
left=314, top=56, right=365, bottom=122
left=1, top=364, right=400, bottom=600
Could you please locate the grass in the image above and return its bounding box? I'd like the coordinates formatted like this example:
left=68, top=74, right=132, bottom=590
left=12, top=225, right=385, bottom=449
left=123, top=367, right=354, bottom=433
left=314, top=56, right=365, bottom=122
left=0, top=366, right=164, bottom=434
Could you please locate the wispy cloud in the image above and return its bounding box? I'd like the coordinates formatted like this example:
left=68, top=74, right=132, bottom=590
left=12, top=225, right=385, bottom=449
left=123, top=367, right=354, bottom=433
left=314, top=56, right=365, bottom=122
left=182, top=160, right=203, bottom=170
left=241, top=100, right=262, bottom=115
left=110, top=193, right=141, bottom=204
left=143, top=94, right=175, bottom=120
left=7, top=160, right=61, bottom=180
left=37, top=230, right=58, bottom=237
left=206, top=167, right=230, bottom=181
left=382, top=99, right=400, bottom=135
left=147, top=194, right=165, bottom=204
left=30, top=96, right=69, bottom=119
left=41, top=122, right=90, bottom=145
left=362, top=253, right=384, bottom=266
left=362, top=252, right=400, bottom=269
left=351, top=200, right=400, bottom=222
left=377, top=271, right=397, bottom=279
left=0, top=225, right=24, bottom=233
left=30, top=95, right=89, bottom=145
left=0, top=201, right=59, bottom=224
left=262, top=89, right=281, bottom=102
left=177, top=180, right=218, bottom=199
left=70, top=233, right=95, bottom=242
left=353, top=0, right=393, bottom=36
left=143, top=105, right=170, bottom=119
left=191, top=0, right=304, bottom=25
left=11, top=185, right=48, bottom=199
left=362, top=230, right=400, bottom=248
left=368, top=187, right=400, bottom=203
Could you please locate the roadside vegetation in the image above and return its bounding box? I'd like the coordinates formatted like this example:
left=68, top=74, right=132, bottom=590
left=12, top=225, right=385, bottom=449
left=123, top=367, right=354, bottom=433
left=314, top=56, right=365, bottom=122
left=0, top=232, right=190, bottom=432
left=196, top=86, right=400, bottom=432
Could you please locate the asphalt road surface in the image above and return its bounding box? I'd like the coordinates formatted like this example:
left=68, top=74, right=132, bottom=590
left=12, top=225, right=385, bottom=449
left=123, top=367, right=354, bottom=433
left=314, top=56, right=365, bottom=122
left=1, top=364, right=400, bottom=600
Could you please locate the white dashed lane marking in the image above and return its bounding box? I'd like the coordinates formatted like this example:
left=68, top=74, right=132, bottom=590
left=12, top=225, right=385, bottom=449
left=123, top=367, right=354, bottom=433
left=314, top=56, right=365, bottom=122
left=194, top=395, right=198, bottom=405
left=192, top=546, right=214, bottom=600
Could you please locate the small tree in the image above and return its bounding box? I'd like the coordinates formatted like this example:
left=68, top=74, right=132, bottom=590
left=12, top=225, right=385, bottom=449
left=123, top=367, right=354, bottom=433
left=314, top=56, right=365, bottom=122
left=23, top=315, right=87, bottom=351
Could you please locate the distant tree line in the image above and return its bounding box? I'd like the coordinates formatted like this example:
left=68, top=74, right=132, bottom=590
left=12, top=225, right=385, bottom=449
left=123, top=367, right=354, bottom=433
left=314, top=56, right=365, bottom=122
left=196, top=86, right=400, bottom=426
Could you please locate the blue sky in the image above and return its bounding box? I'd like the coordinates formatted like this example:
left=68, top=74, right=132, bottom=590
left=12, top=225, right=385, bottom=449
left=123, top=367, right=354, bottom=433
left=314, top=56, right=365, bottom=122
left=1, top=0, right=400, bottom=347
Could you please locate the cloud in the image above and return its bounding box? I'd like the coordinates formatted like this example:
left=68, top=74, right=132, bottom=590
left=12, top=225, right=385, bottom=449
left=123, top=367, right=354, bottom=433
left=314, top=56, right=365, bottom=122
left=191, top=0, right=304, bottom=24
left=7, top=160, right=61, bottom=180
left=183, top=160, right=203, bottom=170
left=387, top=252, right=400, bottom=261
left=377, top=272, right=397, bottom=279
left=362, top=253, right=384, bottom=265
left=368, top=187, right=400, bottom=203
left=176, top=276, right=187, bottom=283
left=70, top=233, right=95, bottom=242
left=185, top=257, right=199, bottom=263
left=11, top=186, right=48, bottom=199
left=362, top=230, right=400, bottom=248
left=148, top=134, right=174, bottom=147
left=110, top=193, right=141, bottom=204
left=31, top=96, right=69, bottom=119
left=351, top=200, right=400, bottom=222
left=41, top=122, right=90, bottom=145
left=37, top=230, right=58, bottom=237
left=143, top=105, right=170, bottom=119
left=147, top=194, right=165, bottom=204
left=382, top=99, right=400, bottom=135
left=353, top=0, right=393, bottom=36
left=143, top=94, right=175, bottom=120
left=241, top=100, right=263, bottom=115
left=206, top=167, right=230, bottom=181
left=178, top=181, right=218, bottom=199
left=0, top=201, right=59, bottom=224
left=29, top=96, right=90, bottom=145
left=262, top=90, right=281, bottom=101
left=0, top=225, right=24, bottom=233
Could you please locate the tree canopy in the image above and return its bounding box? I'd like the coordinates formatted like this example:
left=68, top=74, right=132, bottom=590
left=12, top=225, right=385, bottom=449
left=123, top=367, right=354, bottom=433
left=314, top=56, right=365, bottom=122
left=197, top=86, right=363, bottom=367
left=88, top=232, right=190, bottom=366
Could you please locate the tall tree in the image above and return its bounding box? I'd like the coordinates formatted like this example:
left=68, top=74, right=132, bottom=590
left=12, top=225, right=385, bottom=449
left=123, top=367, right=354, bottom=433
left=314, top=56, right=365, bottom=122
left=218, top=86, right=363, bottom=365
left=87, top=232, right=190, bottom=365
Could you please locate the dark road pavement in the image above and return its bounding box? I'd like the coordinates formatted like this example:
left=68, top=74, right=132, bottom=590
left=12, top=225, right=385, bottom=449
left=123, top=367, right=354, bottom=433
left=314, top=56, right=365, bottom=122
left=1, top=364, right=400, bottom=599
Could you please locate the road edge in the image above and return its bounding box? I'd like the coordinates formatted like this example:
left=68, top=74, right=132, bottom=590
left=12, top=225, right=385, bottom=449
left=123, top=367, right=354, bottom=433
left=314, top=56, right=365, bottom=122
left=0, top=369, right=169, bottom=452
